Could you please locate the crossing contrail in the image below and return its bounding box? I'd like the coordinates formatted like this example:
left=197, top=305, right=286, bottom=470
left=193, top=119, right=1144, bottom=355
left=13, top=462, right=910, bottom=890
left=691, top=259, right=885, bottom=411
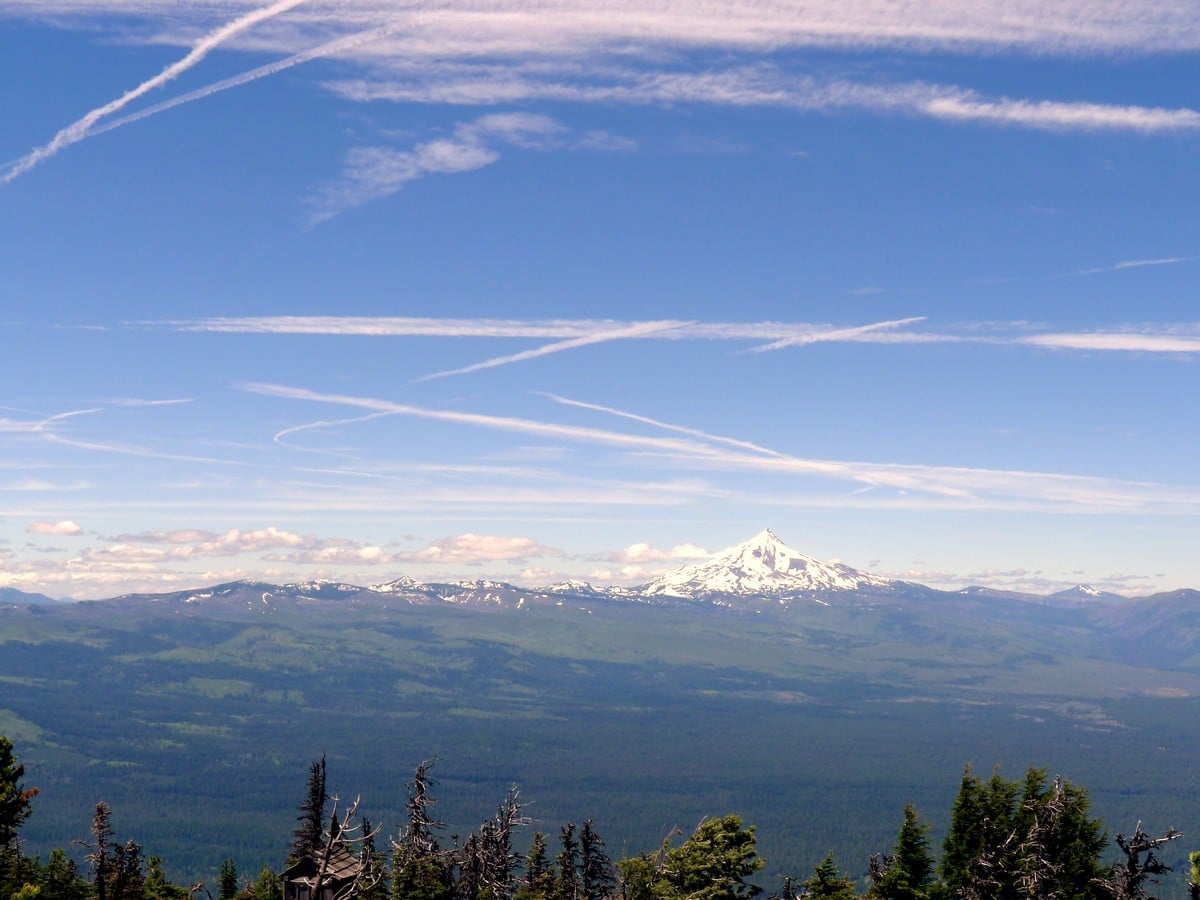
left=89, top=24, right=397, bottom=141
left=2, top=0, right=308, bottom=183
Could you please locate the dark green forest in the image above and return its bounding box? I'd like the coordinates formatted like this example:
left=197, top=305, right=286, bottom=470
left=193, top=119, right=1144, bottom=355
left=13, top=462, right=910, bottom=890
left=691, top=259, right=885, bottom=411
left=2, top=596, right=1200, bottom=896
left=2, top=736, right=1199, bottom=900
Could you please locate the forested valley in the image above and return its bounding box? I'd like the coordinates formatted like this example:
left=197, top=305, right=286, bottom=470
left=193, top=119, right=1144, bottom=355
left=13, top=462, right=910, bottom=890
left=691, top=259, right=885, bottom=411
left=4, top=594, right=1200, bottom=898
left=2, top=736, right=1199, bottom=900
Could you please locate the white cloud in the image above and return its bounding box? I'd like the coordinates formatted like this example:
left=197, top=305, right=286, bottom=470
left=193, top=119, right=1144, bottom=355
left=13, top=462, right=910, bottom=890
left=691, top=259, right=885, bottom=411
left=18, top=2, right=1199, bottom=58
left=612, top=541, right=709, bottom=564
left=308, top=112, right=563, bottom=222
left=328, top=67, right=1200, bottom=134
left=1022, top=331, right=1200, bottom=353
left=398, top=533, right=561, bottom=564
left=4, top=0, right=1194, bottom=190
left=1075, top=256, right=1194, bottom=275
left=27, top=519, right=84, bottom=535
left=1114, top=257, right=1192, bottom=270
left=107, top=525, right=381, bottom=561
left=268, top=544, right=391, bottom=565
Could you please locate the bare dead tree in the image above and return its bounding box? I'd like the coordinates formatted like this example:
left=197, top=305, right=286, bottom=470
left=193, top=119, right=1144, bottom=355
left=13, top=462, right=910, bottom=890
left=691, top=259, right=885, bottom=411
left=393, top=758, right=446, bottom=868
left=457, top=784, right=530, bottom=900
left=1095, top=823, right=1183, bottom=900
left=867, top=852, right=891, bottom=887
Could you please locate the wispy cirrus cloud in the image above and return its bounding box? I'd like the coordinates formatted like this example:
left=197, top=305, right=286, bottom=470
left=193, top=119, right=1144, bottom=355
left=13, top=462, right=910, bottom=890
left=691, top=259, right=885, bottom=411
left=4, top=0, right=1195, bottom=193
left=157, top=314, right=1200, bottom=357
left=1021, top=331, right=1200, bottom=353
left=328, top=65, right=1200, bottom=134
left=308, top=112, right=566, bottom=223
left=1073, top=256, right=1194, bottom=276
left=15, top=1, right=1200, bottom=58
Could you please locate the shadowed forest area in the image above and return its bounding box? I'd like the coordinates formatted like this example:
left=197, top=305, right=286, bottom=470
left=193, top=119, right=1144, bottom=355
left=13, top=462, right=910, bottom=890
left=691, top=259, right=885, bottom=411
left=3, top=738, right=1199, bottom=900
left=4, top=598, right=1200, bottom=896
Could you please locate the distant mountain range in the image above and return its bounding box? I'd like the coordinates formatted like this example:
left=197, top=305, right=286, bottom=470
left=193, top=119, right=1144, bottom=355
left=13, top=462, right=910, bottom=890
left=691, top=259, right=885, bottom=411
left=0, top=587, right=58, bottom=606
left=4, top=528, right=1187, bottom=614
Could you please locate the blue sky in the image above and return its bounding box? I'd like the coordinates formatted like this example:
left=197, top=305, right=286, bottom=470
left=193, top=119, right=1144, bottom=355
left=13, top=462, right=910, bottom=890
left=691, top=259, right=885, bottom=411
left=2, top=1, right=1199, bottom=599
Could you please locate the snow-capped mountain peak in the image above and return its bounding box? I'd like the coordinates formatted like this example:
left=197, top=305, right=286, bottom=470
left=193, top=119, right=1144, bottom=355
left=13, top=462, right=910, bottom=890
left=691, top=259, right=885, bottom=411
left=641, top=528, right=891, bottom=598
left=368, top=575, right=426, bottom=594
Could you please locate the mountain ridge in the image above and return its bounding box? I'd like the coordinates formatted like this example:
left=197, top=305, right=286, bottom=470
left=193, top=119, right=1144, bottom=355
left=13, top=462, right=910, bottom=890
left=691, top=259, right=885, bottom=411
left=52, top=527, right=1181, bottom=613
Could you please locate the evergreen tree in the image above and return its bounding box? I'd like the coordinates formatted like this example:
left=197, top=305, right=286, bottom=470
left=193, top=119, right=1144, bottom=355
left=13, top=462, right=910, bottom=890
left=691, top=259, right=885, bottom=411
left=942, top=766, right=1105, bottom=900
left=38, top=848, right=88, bottom=900
left=579, top=821, right=613, bottom=900
left=1188, top=851, right=1200, bottom=900
left=869, top=804, right=935, bottom=900
left=394, top=856, right=452, bottom=900
left=106, top=840, right=145, bottom=900
left=515, top=833, right=554, bottom=900
left=555, top=825, right=580, bottom=900
left=292, top=757, right=328, bottom=861
left=0, top=737, right=37, bottom=852
left=941, top=765, right=1017, bottom=897
left=144, top=856, right=188, bottom=900
left=802, top=852, right=858, bottom=900
left=660, top=815, right=764, bottom=900
left=249, top=868, right=283, bottom=900
left=219, top=859, right=239, bottom=900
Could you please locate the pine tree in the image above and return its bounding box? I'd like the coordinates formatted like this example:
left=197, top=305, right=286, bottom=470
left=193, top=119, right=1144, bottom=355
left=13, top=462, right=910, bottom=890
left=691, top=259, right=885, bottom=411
left=555, top=825, right=580, bottom=900
left=39, top=848, right=88, bottom=900
left=660, top=815, right=764, bottom=900
left=869, top=804, right=935, bottom=900
left=249, top=868, right=283, bottom=900
left=219, top=859, right=239, bottom=900
left=144, top=856, right=188, bottom=900
left=942, top=766, right=1106, bottom=900
left=516, top=833, right=554, bottom=900
left=579, top=821, right=614, bottom=900
left=0, top=737, right=37, bottom=852
left=803, top=852, right=858, bottom=900
left=292, top=757, right=328, bottom=861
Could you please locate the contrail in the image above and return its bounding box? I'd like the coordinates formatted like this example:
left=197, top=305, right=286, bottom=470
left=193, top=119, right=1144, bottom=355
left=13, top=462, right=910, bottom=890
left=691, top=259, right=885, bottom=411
left=749, top=316, right=927, bottom=351
left=89, top=23, right=397, bottom=141
left=2, top=0, right=307, bottom=183
left=417, top=320, right=690, bottom=381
